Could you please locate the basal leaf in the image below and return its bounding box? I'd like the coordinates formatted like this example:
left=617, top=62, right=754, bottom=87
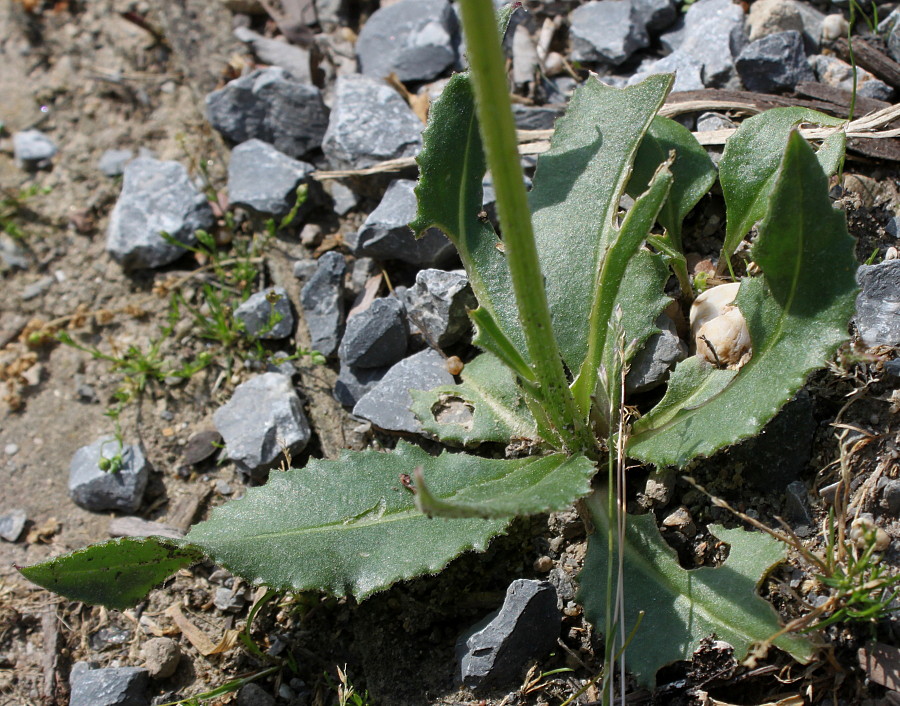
left=187, top=442, right=585, bottom=599
left=627, top=115, right=717, bottom=242
left=414, top=452, right=595, bottom=519
left=720, top=107, right=846, bottom=262
left=527, top=74, right=672, bottom=413
left=18, top=537, right=201, bottom=610
left=579, top=493, right=813, bottom=686
left=410, top=352, right=537, bottom=447
left=628, top=130, right=857, bottom=467
left=410, top=73, right=525, bottom=360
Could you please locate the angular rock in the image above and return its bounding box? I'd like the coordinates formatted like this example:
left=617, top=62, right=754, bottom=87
left=338, top=297, right=408, bottom=368
left=334, top=362, right=390, bottom=407
left=625, top=314, right=688, bottom=394
left=300, top=251, right=346, bottom=357
left=882, top=479, right=900, bottom=516
left=633, top=0, right=677, bottom=32
left=237, top=682, right=277, bottom=706
left=214, top=585, right=248, bottom=612
left=404, top=269, right=476, bottom=348
left=784, top=480, right=813, bottom=525
left=98, top=148, right=134, bottom=177
left=856, top=261, right=900, bottom=348
left=628, top=51, right=705, bottom=92
left=356, top=180, right=455, bottom=266
left=670, top=0, right=746, bottom=87
left=183, top=430, right=222, bottom=466
left=696, top=111, right=736, bottom=132
left=356, top=0, right=458, bottom=82
left=880, top=8, right=900, bottom=64
left=69, top=663, right=150, bottom=706
left=227, top=139, right=314, bottom=217
left=69, top=437, right=150, bottom=514
left=234, top=286, right=295, bottom=340
left=233, top=26, right=311, bottom=83
left=457, top=579, right=561, bottom=691
left=106, top=158, right=214, bottom=270
left=746, top=0, right=804, bottom=42
left=569, top=1, right=650, bottom=65
left=735, top=30, right=816, bottom=94
left=13, top=129, right=57, bottom=169
left=0, top=508, right=26, bottom=542
left=352, top=348, right=454, bottom=433
left=512, top=104, right=563, bottom=130
left=322, top=75, right=423, bottom=169
left=206, top=67, right=329, bottom=158
left=811, top=55, right=893, bottom=103
left=213, top=373, right=311, bottom=479
left=140, top=637, right=181, bottom=679
left=327, top=180, right=358, bottom=215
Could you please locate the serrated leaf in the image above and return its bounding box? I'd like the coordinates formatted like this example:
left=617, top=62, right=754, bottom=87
left=410, top=352, right=537, bottom=446
left=410, top=73, right=525, bottom=360
left=627, top=115, right=718, bottom=240
left=414, top=452, right=595, bottom=519
left=527, top=74, right=673, bottom=413
left=18, top=537, right=201, bottom=610
left=628, top=130, right=857, bottom=467
left=187, top=442, right=554, bottom=599
left=720, top=107, right=846, bottom=262
left=579, top=493, right=813, bottom=686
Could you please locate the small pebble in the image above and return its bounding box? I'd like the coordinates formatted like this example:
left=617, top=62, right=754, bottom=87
left=533, top=555, right=553, bottom=573
left=215, top=479, right=233, bottom=496
left=140, top=637, right=181, bottom=679
left=850, top=515, right=891, bottom=552
left=4, top=444, right=19, bottom=456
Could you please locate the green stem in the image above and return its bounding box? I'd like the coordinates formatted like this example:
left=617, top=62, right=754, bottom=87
left=457, top=0, right=591, bottom=454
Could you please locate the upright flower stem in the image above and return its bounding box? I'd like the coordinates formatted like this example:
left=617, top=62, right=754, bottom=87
left=457, top=0, right=592, bottom=454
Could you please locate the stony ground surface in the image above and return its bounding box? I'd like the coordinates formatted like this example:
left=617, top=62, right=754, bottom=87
left=3, top=0, right=900, bottom=704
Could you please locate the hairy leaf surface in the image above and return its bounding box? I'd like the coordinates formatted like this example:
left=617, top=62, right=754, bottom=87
left=580, top=493, right=813, bottom=685
left=410, top=353, right=536, bottom=446
left=410, top=73, right=525, bottom=359
left=186, top=442, right=593, bottom=599
left=629, top=131, right=857, bottom=467
left=19, top=537, right=201, bottom=610
left=720, top=107, right=846, bottom=261
left=530, top=75, right=671, bottom=379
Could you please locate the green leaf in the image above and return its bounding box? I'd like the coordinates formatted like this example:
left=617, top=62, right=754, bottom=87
left=527, top=74, right=673, bottom=413
left=579, top=493, right=813, bottom=686
left=628, top=115, right=717, bottom=242
left=410, top=352, right=537, bottom=447
left=186, top=442, right=527, bottom=599
left=410, top=73, right=525, bottom=360
left=414, top=452, right=596, bottom=519
left=18, top=537, right=201, bottom=610
left=719, top=107, right=846, bottom=262
left=628, top=130, right=857, bottom=467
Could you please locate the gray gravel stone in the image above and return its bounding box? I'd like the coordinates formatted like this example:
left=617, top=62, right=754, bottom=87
left=352, top=348, right=454, bottom=433
left=628, top=51, right=705, bottom=92
left=512, top=104, right=563, bottom=130
left=140, top=637, right=181, bottom=679
left=735, top=30, right=815, bottom=93
left=882, top=479, right=900, bottom=516
left=237, top=682, right=276, bottom=706
left=300, top=251, right=346, bottom=357
left=668, top=0, right=746, bottom=87
left=356, top=0, right=458, bottom=82
left=633, top=0, right=677, bottom=31
left=338, top=297, right=408, bottom=368
left=0, top=233, right=29, bottom=271
left=334, top=362, right=391, bottom=407
left=98, top=149, right=134, bottom=177
left=214, top=585, right=248, bottom=612
left=13, top=129, right=57, bottom=169
left=811, top=55, right=893, bottom=102
left=784, top=480, right=813, bottom=525
left=880, top=8, right=900, bottom=64
left=213, top=373, right=311, bottom=479
left=696, top=111, right=736, bottom=132
left=233, top=26, right=311, bottom=83
left=0, top=509, right=26, bottom=542
left=322, top=75, right=423, bottom=169
left=69, top=437, right=150, bottom=513
left=228, top=139, right=314, bottom=217
left=569, top=1, right=650, bottom=65
left=355, top=180, right=455, bottom=266
left=457, top=579, right=561, bottom=691
left=234, top=286, right=294, bottom=340
left=69, top=663, right=150, bottom=706
left=206, top=67, right=329, bottom=158
left=405, top=269, right=475, bottom=348
left=856, top=261, right=900, bottom=348
left=327, top=180, right=358, bottom=215
left=625, top=314, right=687, bottom=394
left=106, top=157, right=214, bottom=270
left=746, top=0, right=804, bottom=42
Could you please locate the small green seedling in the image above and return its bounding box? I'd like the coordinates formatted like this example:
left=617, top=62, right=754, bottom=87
left=21, top=1, right=859, bottom=699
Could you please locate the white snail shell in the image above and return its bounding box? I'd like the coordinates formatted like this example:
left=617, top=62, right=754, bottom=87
left=690, top=283, right=752, bottom=369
